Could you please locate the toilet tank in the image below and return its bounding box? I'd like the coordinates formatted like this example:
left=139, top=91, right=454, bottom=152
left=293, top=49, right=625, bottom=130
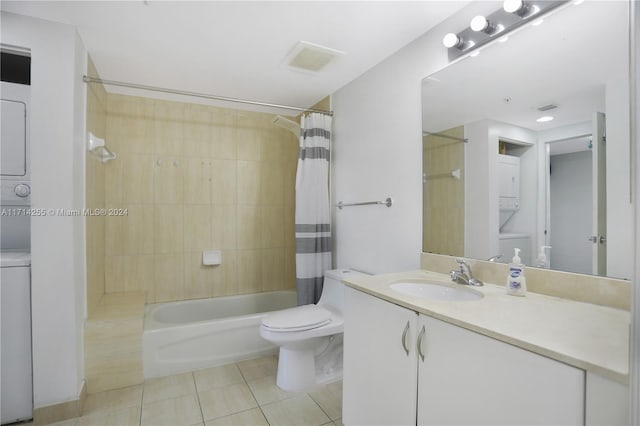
left=319, top=269, right=367, bottom=313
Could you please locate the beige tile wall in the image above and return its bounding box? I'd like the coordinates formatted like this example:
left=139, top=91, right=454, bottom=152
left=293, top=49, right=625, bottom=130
left=103, top=94, right=298, bottom=303
left=423, top=126, right=465, bottom=256
left=86, top=58, right=107, bottom=315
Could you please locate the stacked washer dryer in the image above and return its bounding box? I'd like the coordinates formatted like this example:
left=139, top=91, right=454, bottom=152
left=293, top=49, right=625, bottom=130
left=1, top=48, right=33, bottom=424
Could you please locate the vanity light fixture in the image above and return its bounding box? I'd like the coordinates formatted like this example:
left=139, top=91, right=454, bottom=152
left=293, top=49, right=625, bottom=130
left=443, top=0, right=566, bottom=61
left=536, top=116, right=554, bottom=123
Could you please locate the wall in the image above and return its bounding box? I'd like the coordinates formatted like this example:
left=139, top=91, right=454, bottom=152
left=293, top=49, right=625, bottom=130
left=103, top=94, right=297, bottom=303
left=632, top=2, right=640, bottom=421
left=0, top=12, right=87, bottom=409
left=606, top=75, right=633, bottom=279
left=464, top=120, right=493, bottom=260
left=332, top=1, right=496, bottom=273
left=85, top=58, right=107, bottom=314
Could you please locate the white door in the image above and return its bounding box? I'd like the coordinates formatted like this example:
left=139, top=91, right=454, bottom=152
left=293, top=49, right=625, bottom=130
left=544, top=112, right=606, bottom=275
left=342, top=287, right=418, bottom=426
left=591, top=112, right=606, bottom=275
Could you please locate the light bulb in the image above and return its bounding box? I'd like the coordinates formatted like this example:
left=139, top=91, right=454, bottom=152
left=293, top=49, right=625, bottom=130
left=504, top=0, right=524, bottom=14
left=443, top=33, right=462, bottom=48
left=470, top=16, right=490, bottom=32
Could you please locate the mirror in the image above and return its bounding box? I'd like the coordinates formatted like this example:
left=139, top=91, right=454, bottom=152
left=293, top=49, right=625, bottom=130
left=421, top=1, right=632, bottom=279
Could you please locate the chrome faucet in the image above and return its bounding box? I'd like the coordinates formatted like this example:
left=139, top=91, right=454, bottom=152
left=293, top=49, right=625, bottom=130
left=487, top=254, right=503, bottom=262
left=450, top=258, right=483, bottom=286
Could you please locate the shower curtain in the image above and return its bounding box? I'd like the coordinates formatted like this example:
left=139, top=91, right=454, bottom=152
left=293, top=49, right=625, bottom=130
left=295, top=112, right=332, bottom=305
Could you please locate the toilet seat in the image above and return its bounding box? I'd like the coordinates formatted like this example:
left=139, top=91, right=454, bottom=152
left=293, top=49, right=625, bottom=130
left=262, top=305, right=332, bottom=332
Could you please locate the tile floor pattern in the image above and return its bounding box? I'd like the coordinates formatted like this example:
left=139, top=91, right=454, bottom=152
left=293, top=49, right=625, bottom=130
left=38, top=356, right=343, bottom=426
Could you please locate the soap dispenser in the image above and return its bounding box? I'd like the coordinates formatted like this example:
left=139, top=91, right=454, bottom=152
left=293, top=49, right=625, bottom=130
left=535, top=246, right=552, bottom=269
left=506, top=248, right=527, bottom=297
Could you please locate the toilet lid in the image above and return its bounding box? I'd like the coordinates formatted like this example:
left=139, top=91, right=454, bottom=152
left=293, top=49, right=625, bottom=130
left=262, top=305, right=332, bottom=332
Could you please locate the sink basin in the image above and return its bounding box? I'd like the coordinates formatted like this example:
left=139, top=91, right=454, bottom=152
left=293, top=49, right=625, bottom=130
left=390, top=281, right=483, bottom=302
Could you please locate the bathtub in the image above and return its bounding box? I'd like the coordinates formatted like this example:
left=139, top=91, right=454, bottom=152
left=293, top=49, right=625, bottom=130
left=143, top=290, right=296, bottom=379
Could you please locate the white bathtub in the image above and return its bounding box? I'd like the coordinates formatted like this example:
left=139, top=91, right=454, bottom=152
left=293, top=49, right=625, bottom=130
left=143, top=290, right=296, bottom=379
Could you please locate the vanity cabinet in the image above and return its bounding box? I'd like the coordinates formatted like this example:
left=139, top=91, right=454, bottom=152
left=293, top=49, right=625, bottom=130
left=343, top=287, right=584, bottom=425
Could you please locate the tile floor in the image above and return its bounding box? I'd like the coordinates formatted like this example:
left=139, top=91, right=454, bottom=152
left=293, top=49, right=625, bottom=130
left=41, top=356, right=343, bottom=426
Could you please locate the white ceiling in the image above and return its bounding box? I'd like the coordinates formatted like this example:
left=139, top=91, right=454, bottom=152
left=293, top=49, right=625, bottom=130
left=1, top=1, right=469, bottom=113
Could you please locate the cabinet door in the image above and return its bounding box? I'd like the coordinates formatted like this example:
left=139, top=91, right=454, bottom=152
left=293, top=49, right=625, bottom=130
left=417, top=315, right=584, bottom=426
left=343, top=287, right=418, bottom=426
left=585, top=372, right=629, bottom=425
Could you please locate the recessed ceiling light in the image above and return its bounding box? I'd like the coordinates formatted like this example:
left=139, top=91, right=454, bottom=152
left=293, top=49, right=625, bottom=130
left=536, top=116, right=554, bottom=123
left=469, top=51, right=481, bottom=58
left=573, top=0, right=585, bottom=5
left=531, top=18, right=544, bottom=26
left=498, top=36, right=509, bottom=43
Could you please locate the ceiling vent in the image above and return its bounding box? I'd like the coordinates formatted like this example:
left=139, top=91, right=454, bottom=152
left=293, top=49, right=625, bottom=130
left=283, top=41, right=345, bottom=73
left=537, top=104, right=558, bottom=112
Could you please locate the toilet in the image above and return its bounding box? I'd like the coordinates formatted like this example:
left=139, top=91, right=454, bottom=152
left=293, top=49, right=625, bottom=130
left=260, top=269, right=364, bottom=392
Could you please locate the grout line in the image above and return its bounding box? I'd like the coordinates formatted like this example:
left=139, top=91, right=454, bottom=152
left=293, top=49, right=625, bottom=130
left=237, top=360, right=272, bottom=426
left=192, top=372, right=206, bottom=426
left=138, top=380, right=145, bottom=426
left=308, top=391, right=333, bottom=426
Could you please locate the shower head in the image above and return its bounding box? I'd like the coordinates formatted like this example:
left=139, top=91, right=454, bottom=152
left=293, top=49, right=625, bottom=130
left=273, top=115, right=300, bottom=137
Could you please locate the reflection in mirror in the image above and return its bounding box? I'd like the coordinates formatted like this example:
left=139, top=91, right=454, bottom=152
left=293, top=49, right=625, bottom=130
left=421, top=1, right=632, bottom=279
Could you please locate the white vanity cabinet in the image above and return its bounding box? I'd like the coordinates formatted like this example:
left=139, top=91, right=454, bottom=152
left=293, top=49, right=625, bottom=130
left=343, top=286, right=585, bottom=426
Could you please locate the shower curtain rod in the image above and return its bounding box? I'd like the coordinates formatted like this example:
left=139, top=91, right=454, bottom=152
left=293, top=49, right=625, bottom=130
left=82, top=75, right=333, bottom=116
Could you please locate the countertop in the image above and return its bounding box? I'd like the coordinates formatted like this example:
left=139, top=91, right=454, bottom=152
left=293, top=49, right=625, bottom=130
left=343, top=269, right=630, bottom=384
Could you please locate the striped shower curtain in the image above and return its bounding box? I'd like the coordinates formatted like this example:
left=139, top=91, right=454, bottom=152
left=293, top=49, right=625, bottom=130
left=295, top=112, right=332, bottom=305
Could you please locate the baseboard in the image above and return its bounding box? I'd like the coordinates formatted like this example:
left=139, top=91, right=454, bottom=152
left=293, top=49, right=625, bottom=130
left=33, top=380, right=86, bottom=426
